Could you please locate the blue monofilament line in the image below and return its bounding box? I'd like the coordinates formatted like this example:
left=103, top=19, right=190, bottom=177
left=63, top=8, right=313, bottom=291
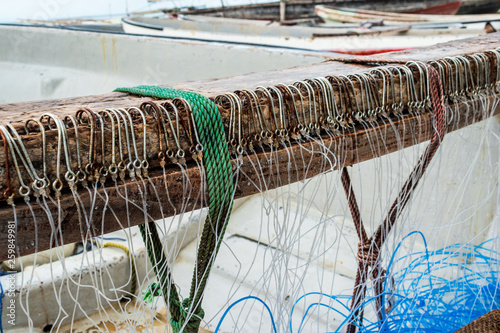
left=290, top=292, right=351, bottom=332
left=214, top=234, right=499, bottom=333
left=214, top=296, right=278, bottom=333
left=377, top=235, right=500, bottom=333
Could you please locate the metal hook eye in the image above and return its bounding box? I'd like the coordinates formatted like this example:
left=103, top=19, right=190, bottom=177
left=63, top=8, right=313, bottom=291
left=133, top=159, right=142, bottom=170
left=108, top=164, right=118, bottom=175
left=33, top=179, right=46, bottom=191
left=4, top=189, right=13, bottom=200
left=52, top=179, right=63, bottom=192
left=229, top=138, right=237, bottom=148
left=117, top=161, right=126, bottom=172
left=166, top=149, right=174, bottom=159
left=99, top=166, right=109, bottom=177
left=85, top=163, right=93, bottom=175
left=19, top=185, right=30, bottom=196
left=158, top=151, right=166, bottom=161
left=76, top=170, right=87, bottom=182
left=65, top=171, right=76, bottom=183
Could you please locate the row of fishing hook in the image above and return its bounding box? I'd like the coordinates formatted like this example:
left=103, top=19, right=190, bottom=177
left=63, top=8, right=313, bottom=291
left=431, top=48, right=500, bottom=101
left=1, top=99, right=203, bottom=202
left=216, top=48, right=500, bottom=155
left=1, top=49, right=500, bottom=202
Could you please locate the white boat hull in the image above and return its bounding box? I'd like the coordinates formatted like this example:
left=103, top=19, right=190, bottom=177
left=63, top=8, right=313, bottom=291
left=0, top=25, right=330, bottom=104
left=122, top=17, right=484, bottom=54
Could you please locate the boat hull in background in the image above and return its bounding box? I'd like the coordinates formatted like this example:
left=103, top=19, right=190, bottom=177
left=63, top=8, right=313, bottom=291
left=458, top=0, right=500, bottom=14
left=122, top=15, right=485, bottom=56
left=406, top=1, right=462, bottom=14
left=315, top=4, right=500, bottom=25
left=150, top=0, right=463, bottom=21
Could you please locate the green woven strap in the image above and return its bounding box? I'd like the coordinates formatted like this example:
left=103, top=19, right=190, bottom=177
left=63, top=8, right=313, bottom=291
left=115, top=86, right=234, bottom=333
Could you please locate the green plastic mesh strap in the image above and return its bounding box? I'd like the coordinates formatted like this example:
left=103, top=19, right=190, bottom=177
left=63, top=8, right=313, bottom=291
left=115, top=86, right=234, bottom=333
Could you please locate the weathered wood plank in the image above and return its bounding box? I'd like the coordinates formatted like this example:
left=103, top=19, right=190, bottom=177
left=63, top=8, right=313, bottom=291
left=0, top=69, right=417, bottom=197
left=0, top=61, right=368, bottom=123
left=327, top=31, right=500, bottom=64
left=0, top=93, right=498, bottom=261
left=1, top=34, right=500, bottom=260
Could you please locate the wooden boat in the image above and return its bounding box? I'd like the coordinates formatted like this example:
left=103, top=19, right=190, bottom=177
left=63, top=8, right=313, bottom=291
left=405, top=0, right=463, bottom=14
left=121, top=14, right=488, bottom=55
left=1, top=33, right=499, bottom=332
left=315, top=5, right=500, bottom=25
left=136, top=0, right=463, bottom=21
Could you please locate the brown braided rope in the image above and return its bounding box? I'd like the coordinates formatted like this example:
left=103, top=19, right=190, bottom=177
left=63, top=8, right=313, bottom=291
left=373, top=65, right=447, bottom=249
left=454, top=309, right=500, bottom=333
left=343, top=65, right=447, bottom=333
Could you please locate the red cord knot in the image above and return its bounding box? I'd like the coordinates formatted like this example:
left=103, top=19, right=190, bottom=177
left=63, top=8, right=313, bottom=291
left=357, top=242, right=379, bottom=268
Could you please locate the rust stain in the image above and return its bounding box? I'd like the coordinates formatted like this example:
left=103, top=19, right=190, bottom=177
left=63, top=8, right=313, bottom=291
left=111, top=37, right=118, bottom=72
left=101, top=37, right=106, bottom=63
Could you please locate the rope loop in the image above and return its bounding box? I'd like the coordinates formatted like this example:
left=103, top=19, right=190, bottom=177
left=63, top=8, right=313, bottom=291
left=344, top=64, right=447, bottom=333
left=115, top=85, right=232, bottom=333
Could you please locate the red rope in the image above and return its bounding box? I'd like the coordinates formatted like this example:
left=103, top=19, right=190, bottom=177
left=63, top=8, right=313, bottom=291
left=343, top=65, right=447, bottom=333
